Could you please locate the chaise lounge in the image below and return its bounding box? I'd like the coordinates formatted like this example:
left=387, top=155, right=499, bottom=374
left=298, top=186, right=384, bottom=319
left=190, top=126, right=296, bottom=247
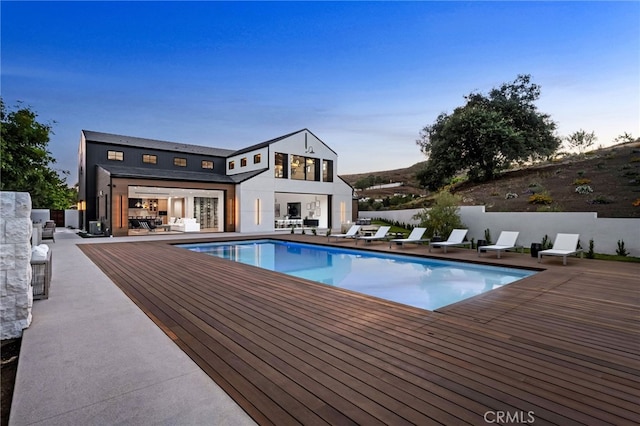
left=538, top=233, right=582, bottom=265
left=478, top=231, right=522, bottom=258
left=355, top=226, right=391, bottom=245
left=428, top=229, right=471, bottom=253
left=328, top=225, right=361, bottom=242
left=388, top=228, right=429, bottom=248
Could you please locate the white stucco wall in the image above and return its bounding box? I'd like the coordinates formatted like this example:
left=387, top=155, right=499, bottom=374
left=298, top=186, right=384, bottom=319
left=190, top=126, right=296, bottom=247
left=31, top=209, right=50, bottom=224
left=234, top=130, right=353, bottom=232
left=359, top=207, right=640, bottom=256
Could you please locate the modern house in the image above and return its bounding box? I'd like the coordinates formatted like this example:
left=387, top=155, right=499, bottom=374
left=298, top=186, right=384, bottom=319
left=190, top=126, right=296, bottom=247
left=78, top=129, right=355, bottom=237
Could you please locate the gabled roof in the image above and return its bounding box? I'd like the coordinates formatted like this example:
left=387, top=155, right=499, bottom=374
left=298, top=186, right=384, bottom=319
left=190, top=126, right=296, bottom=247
left=230, top=128, right=337, bottom=156
left=83, top=130, right=235, bottom=157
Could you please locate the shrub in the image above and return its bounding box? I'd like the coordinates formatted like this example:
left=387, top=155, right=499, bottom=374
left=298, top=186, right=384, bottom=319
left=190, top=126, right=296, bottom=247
left=588, top=195, right=613, bottom=205
left=586, top=239, right=595, bottom=259
left=577, top=170, right=585, bottom=177
left=412, top=190, right=465, bottom=239
left=528, top=192, right=553, bottom=205
left=616, top=240, right=629, bottom=257
left=505, top=192, right=518, bottom=199
left=572, top=178, right=591, bottom=185
left=527, top=183, right=545, bottom=194
left=541, top=234, right=553, bottom=250
left=484, top=228, right=492, bottom=245
left=575, top=185, right=593, bottom=194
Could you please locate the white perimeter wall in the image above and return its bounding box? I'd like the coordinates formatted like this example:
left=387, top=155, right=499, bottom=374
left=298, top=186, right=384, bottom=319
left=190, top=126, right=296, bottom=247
left=359, top=206, right=640, bottom=256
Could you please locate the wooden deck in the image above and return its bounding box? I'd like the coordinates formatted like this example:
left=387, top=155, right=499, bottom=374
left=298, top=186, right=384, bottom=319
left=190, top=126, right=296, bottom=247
left=79, top=235, right=640, bottom=425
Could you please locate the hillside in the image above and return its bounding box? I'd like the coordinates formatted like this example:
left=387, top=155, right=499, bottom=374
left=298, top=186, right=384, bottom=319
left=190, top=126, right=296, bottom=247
left=341, top=141, right=640, bottom=218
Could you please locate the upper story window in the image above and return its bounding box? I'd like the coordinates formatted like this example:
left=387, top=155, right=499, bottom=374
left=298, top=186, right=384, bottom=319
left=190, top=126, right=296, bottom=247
left=108, top=150, right=123, bottom=161
left=323, top=159, right=333, bottom=182
left=274, top=153, right=287, bottom=178
left=174, top=157, right=187, bottom=167
left=229, top=160, right=235, bottom=170
left=240, top=157, right=247, bottom=167
left=142, top=154, right=157, bottom=164
left=254, top=153, right=261, bottom=164
left=291, top=155, right=320, bottom=181
left=202, top=160, right=214, bottom=169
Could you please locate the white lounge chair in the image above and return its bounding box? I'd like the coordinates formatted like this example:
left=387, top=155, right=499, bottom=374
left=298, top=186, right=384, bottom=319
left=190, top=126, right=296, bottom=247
left=328, top=225, right=361, bottom=242
left=538, top=233, right=582, bottom=265
left=478, top=231, right=522, bottom=258
left=355, top=226, right=391, bottom=245
left=429, top=229, right=471, bottom=253
left=388, top=228, right=429, bottom=248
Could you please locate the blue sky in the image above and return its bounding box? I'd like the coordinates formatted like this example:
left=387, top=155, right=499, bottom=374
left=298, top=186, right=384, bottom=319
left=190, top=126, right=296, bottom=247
left=2, top=1, right=639, bottom=184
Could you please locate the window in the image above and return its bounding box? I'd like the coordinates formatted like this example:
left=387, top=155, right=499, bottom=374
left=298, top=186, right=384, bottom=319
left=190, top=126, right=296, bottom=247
left=305, top=157, right=319, bottom=181
left=254, top=153, right=261, bottom=164
left=174, top=157, right=187, bottom=167
left=201, top=160, right=214, bottom=169
left=240, top=157, right=247, bottom=167
left=291, top=156, right=320, bottom=181
left=142, top=154, right=157, bottom=164
left=229, top=160, right=235, bottom=170
left=323, top=160, right=333, bottom=182
left=275, top=153, right=287, bottom=178
left=291, top=155, right=305, bottom=180
left=108, top=150, right=123, bottom=161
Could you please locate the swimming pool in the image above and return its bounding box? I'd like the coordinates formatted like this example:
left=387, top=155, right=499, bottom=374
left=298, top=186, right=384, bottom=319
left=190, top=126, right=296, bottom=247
left=178, top=239, right=535, bottom=311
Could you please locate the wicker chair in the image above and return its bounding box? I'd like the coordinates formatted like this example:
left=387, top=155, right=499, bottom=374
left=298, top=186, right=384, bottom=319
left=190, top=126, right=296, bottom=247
left=42, top=221, right=56, bottom=242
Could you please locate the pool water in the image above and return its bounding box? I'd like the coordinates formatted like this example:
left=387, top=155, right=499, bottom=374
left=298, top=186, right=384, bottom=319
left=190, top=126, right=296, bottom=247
left=178, top=240, right=535, bottom=311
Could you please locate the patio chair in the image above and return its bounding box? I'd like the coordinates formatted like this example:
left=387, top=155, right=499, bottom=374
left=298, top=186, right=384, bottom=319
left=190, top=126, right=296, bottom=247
left=328, top=225, right=361, bottom=242
left=478, top=231, right=522, bottom=258
left=429, top=229, right=470, bottom=253
left=355, top=226, right=391, bottom=245
left=538, top=233, right=582, bottom=265
left=388, top=227, right=429, bottom=248
left=42, top=221, right=56, bottom=242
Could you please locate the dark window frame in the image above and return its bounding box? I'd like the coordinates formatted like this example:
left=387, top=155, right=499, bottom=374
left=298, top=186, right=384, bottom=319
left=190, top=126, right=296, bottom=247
left=142, top=154, right=157, bottom=164
left=174, top=157, right=187, bottom=167
left=108, top=150, right=124, bottom=161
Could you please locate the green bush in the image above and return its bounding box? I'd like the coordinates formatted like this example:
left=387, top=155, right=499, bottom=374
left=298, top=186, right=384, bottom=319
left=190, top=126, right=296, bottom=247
left=586, top=239, right=595, bottom=259
left=412, top=190, right=465, bottom=239
left=616, top=240, right=629, bottom=257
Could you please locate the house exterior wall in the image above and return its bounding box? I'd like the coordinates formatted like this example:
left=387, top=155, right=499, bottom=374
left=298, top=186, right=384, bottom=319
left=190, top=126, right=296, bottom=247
left=234, top=131, right=353, bottom=232
left=80, top=129, right=352, bottom=235
left=108, top=177, right=236, bottom=237
left=226, top=146, right=270, bottom=175
left=79, top=135, right=228, bottom=231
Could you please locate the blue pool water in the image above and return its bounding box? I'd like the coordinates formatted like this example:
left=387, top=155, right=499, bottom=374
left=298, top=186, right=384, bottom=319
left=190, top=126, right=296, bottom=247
left=178, top=240, right=535, bottom=311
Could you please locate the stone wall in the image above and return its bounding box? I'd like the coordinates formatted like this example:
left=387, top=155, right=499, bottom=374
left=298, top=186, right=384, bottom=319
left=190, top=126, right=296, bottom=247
left=1, top=192, right=33, bottom=339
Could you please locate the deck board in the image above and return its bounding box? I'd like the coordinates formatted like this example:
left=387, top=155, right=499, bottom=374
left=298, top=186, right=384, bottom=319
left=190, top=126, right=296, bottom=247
left=79, top=235, right=640, bottom=425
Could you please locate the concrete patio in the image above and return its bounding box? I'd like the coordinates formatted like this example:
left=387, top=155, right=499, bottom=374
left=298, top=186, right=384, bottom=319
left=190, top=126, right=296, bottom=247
left=9, top=228, right=256, bottom=425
